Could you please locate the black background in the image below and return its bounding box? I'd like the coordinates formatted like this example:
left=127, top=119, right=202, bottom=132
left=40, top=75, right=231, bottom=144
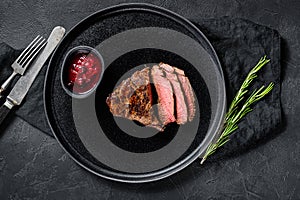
left=0, top=0, right=299, bottom=199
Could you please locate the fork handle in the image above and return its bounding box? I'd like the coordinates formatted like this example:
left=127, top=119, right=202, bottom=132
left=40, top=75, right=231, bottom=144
left=0, top=71, right=18, bottom=95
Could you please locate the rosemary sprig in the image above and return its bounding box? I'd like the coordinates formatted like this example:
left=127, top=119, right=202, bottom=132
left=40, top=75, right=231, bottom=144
left=200, top=56, right=274, bottom=164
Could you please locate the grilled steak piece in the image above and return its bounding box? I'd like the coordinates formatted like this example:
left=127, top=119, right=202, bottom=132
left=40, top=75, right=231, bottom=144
left=106, top=67, right=163, bottom=131
left=174, top=67, right=196, bottom=121
left=160, top=63, right=188, bottom=124
left=151, top=65, right=176, bottom=125
left=106, top=63, right=196, bottom=132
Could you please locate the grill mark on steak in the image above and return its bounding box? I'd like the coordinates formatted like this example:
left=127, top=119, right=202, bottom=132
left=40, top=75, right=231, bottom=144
left=160, top=63, right=188, bottom=124
left=129, top=83, right=152, bottom=124
left=151, top=65, right=176, bottom=125
left=174, top=67, right=196, bottom=122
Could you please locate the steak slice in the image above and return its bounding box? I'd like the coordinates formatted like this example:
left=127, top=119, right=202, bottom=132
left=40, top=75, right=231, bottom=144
left=160, top=63, right=188, bottom=124
left=151, top=65, right=176, bottom=125
left=106, top=67, right=163, bottom=131
left=174, top=67, right=196, bottom=122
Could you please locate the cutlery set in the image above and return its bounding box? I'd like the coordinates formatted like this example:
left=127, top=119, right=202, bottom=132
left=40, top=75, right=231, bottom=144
left=0, top=35, right=47, bottom=96
left=0, top=26, right=65, bottom=125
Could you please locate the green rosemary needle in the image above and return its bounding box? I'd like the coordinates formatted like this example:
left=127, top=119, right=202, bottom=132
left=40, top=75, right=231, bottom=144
left=200, top=56, right=274, bottom=164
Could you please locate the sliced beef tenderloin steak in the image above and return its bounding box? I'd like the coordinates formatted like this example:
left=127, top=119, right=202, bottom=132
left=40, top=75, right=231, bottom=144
left=151, top=65, right=176, bottom=125
left=174, top=67, right=196, bottom=121
left=106, top=64, right=196, bottom=132
left=106, top=67, right=163, bottom=131
left=160, top=63, right=188, bottom=124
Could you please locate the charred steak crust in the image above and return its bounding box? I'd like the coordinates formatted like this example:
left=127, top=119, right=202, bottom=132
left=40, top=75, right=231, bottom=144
left=106, top=78, right=133, bottom=118
left=160, top=63, right=188, bottom=124
left=106, top=67, right=163, bottom=131
left=151, top=65, right=176, bottom=125
left=174, top=67, right=196, bottom=122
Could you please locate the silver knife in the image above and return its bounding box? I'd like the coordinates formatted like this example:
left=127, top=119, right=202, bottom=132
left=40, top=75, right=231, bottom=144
left=0, top=26, right=65, bottom=126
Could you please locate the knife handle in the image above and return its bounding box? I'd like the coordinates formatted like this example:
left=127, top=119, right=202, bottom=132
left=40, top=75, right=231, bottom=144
left=0, top=71, right=18, bottom=96
left=0, top=100, right=13, bottom=126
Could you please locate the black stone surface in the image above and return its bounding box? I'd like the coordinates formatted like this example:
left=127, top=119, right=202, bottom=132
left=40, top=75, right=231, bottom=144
left=0, top=0, right=299, bottom=199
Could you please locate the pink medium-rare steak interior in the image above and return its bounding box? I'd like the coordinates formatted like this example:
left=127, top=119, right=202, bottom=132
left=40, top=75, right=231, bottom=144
left=174, top=67, right=196, bottom=121
left=160, top=63, right=188, bottom=124
left=151, top=65, right=176, bottom=125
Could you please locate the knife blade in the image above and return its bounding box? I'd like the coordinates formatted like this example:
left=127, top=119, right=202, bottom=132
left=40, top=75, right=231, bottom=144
left=0, top=26, right=65, bottom=126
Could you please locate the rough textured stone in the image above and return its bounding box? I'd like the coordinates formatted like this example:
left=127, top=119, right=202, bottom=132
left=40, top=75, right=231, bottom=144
left=0, top=0, right=299, bottom=199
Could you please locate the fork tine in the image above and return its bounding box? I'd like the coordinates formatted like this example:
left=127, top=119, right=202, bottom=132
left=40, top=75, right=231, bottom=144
left=21, top=40, right=47, bottom=72
left=19, top=38, right=46, bottom=67
left=16, top=35, right=41, bottom=63
left=17, top=36, right=43, bottom=64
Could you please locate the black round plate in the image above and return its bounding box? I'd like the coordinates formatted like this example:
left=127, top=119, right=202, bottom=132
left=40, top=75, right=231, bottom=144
left=44, top=3, right=226, bottom=183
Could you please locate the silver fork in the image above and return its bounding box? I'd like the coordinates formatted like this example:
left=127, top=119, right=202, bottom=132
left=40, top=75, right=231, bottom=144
left=0, top=35, right=47, bottom=96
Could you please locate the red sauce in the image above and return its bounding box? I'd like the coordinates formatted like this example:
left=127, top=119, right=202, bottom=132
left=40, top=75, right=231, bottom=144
left=67, top=51, right=102, bottom=94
